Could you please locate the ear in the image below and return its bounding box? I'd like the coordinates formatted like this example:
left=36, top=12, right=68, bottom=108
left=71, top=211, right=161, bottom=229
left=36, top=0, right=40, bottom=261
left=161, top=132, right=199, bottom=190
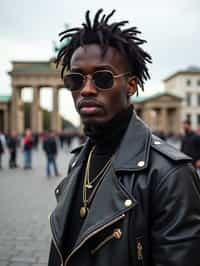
left=127, top=76, right=137, bottom=97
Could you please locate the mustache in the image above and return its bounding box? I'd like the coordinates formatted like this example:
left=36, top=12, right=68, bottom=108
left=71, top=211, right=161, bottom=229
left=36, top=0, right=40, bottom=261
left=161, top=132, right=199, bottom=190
left=77, top=99, right=103, bottom=110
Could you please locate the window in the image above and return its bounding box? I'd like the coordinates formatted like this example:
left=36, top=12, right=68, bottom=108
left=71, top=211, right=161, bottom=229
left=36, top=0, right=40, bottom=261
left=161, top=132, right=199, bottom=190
left=198, top=94, right=200, bottom=106
left=197, top=80, right=200, bottom=86
left=186, top=79, right=191, bottom=86
left=186, top=92, right=191, bottom=106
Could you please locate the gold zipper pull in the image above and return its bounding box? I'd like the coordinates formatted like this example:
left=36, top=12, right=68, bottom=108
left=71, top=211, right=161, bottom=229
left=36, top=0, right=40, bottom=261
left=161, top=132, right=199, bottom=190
left=113, top=228, right=122, bottom=239
left=137, top=240, right=143, bottom=261
left=91, top=228, right=122, bottom=255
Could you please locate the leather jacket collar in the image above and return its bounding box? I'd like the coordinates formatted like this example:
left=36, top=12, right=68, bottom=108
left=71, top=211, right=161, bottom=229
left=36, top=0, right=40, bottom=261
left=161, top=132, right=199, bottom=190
left=71, top=110, right=152, bottom=172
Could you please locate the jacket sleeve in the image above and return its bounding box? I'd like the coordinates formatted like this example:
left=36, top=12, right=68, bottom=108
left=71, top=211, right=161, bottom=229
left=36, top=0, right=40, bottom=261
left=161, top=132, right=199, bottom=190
left=151, top=163, right=200, bottom=266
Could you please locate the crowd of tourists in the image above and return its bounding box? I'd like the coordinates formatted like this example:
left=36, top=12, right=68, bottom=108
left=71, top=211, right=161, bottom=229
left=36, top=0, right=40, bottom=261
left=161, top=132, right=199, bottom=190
left=1, top=121, right=200, bottom=177
left=0, top=128, right=84, bottom=177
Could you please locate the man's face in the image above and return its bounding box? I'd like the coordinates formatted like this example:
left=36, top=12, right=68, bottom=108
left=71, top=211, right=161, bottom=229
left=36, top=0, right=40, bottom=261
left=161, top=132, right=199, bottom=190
left=69, top=44, right=136, bottom=125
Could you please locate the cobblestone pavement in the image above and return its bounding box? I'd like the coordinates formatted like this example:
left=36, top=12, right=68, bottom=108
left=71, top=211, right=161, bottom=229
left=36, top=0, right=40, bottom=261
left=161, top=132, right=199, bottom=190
left=0, top=142, right=75, bottom=266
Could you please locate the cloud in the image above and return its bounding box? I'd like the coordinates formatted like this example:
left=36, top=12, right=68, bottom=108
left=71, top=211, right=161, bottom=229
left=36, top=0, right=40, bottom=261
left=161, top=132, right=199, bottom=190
left=0, top=0, right=200, bottom=123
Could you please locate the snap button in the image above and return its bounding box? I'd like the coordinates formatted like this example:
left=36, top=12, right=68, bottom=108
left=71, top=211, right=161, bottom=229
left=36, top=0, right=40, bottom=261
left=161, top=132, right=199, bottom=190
left=154, top=140, right=161, bottom=145
left=72, top=161, right=76, bottom=168
left=124, top=199, right=132, bottom=207
left=55, top=188, right=60, bottom=194
left=113, top=228, right=122, bottom=239
left=137, top=161, right=145, bottom=167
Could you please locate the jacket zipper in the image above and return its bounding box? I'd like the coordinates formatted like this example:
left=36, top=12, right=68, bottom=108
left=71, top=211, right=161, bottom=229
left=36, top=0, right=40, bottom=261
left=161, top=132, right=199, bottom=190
left=50, top=215, right=64, bottom=266
left=137, top=239, right=144, bottom=266
left=91, top=228, right=122, bottom=255
left=64, top=213, right=126, bottom=266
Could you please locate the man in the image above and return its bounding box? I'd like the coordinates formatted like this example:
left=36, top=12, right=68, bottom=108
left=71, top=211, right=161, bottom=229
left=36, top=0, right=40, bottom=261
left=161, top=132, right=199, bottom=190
left=181, top=119, right=200, bottom=169
left=7, top=131, right=19, bottom=168
left=0, top=135, right=4, bottom=169
left=23, top=128, right=33, bottom=169
left=43, top=131, right=60, bottom=177
left=48, top=10, right=200, bottom=266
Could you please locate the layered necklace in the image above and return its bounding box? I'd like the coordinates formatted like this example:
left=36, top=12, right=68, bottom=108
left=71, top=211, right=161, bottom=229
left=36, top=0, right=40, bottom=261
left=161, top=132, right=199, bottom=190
left=80, top=146, right=112, bottom=219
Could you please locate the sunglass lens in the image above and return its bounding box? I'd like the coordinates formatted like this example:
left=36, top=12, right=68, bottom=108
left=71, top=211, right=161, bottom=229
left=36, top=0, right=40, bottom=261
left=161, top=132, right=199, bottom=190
left=64, top=74, right=84, bottom=91
left=93, top=71, right=113, bottom=89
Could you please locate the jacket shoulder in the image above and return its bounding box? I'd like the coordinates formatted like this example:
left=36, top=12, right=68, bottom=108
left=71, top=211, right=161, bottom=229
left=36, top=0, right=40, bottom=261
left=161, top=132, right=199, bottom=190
left=70, top=143, right=85, bottom=154
left=151, top=134, right=192, bottom=162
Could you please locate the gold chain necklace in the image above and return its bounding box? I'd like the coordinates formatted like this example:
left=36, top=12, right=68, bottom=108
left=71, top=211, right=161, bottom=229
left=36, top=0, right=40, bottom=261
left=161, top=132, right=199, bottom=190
left=80, top=146, right=112, bottom=219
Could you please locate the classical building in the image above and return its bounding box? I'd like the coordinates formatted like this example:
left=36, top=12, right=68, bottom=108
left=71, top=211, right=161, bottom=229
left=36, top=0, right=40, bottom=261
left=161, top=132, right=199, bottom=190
left=8, top=60, right=64, bottom=133
left=0, top=60, right=187, bottom=134
left=164, top=66, right=200, bottom=129
left=131, top=92, right=182, bottom=134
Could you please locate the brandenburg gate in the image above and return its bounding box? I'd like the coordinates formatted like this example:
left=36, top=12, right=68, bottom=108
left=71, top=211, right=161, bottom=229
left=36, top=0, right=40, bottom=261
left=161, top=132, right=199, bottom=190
left=7, top=61, right=182, bottom=135
left=9, top=60, right=64, bottom=133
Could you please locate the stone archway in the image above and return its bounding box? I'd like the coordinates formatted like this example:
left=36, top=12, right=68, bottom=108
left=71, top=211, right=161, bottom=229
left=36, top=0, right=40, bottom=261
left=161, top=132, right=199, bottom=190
left=9, top=60, right=64, bottom=133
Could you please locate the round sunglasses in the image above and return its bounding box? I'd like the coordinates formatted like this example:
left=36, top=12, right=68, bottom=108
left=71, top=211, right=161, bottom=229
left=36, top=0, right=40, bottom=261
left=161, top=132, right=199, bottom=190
left=63, top=70, right=131, bottom=91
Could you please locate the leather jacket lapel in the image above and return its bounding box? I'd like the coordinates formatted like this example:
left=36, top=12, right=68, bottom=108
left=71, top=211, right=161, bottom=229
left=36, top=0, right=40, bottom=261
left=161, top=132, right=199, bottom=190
left=74, top=164, right=136, bottom=248
left=50, top=141, right=91, bottom=248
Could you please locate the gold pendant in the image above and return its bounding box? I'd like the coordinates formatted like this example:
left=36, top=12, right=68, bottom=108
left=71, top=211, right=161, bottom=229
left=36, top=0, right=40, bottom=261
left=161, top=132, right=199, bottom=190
left=85, top=183, right=93, bottom=189
left=80, top=206, right=88, bottom=218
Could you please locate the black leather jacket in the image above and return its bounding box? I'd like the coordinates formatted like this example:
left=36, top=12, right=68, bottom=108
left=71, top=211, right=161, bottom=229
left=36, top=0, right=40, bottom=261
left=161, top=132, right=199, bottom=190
left=48, top=112, right=200, bottom=266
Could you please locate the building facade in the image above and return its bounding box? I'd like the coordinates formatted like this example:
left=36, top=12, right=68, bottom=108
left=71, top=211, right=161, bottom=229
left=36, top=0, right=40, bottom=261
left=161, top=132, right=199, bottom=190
left=131, top=92, right=182, bottom=134
left=0, top=96, right=11, bottom=133
left=0, top=61, right=189, bottom=134
left=164, top=66, right=200, bottom=130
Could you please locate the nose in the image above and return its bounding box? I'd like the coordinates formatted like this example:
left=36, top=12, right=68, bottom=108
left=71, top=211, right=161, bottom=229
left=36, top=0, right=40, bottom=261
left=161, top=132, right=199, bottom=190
left=80, top=75, right=98, bottom=96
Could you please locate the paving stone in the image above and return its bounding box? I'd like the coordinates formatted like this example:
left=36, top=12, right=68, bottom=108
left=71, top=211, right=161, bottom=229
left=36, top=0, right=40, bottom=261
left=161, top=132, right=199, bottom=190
left=0, top=145, right=75, bottom=266
left=10, top=257, right=36, bottom=264
left=32, top=264, right=47, bottom=266
left=9, top=263, right=32, bottom=266
left=0, top=248, right=18, bottom=260
left=37, top=255, right=48, bottom=264
left=0, top=260, right=9, bottom=266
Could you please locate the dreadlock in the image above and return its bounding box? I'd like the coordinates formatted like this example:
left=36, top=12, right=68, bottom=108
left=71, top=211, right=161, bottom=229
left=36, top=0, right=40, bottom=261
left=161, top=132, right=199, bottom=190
left=56, top=9, right=152, bottom=93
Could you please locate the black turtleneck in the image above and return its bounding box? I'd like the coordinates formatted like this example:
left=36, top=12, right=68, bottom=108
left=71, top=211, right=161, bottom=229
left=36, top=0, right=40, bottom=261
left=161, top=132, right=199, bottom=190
left=62, top=105, right=133, bottom=259
left=85, top=105, right=133, bottom=179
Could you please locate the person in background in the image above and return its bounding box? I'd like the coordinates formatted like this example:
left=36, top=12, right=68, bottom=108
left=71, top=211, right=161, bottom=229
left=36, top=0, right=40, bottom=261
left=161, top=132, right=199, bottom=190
left=181, top=119, right=200, bottom=170
left=23, top=129, right=33, bottom=169
left=0, top=131, right=6, bottom=147
left=43, top=131, right=60, bottom=177
left=7, top=131, right=19, bottom=168
left=48, top=9, right=200, bottom=266
left=0, top=136, right=4, bottom=169
left=32, top=132, right=39, bottom=149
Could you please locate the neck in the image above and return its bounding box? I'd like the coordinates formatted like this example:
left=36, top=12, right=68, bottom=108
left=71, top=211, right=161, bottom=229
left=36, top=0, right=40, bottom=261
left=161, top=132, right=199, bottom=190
left=84, top=105, right=133, bottom=153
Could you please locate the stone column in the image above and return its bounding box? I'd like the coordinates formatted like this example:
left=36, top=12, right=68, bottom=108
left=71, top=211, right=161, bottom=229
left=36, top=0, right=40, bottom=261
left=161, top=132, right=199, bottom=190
left=18, top=88, right=24, bottom=133
left=142, top=107, right=153, bottom=128
left=4, top=107, right=9, bottom=133
left=38, top=108, right=43, bottom=133
left=160, top=108, right=168, bottom=133
left=31, top=86, right=40, bottom=132
left=51, top=87, right=61, bottom=131
left=11, top=86, right=21, bottom=132
left=174, top=107, right=181, bottom=134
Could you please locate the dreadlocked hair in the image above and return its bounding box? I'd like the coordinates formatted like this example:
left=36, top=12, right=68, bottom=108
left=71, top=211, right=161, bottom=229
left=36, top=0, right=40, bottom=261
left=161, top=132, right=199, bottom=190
left=56, top=9, right=152, bottom=93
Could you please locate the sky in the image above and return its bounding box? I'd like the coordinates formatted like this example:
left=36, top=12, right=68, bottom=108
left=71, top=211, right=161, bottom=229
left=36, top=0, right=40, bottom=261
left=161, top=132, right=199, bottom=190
left=0, top=0, right=200, bottom=126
